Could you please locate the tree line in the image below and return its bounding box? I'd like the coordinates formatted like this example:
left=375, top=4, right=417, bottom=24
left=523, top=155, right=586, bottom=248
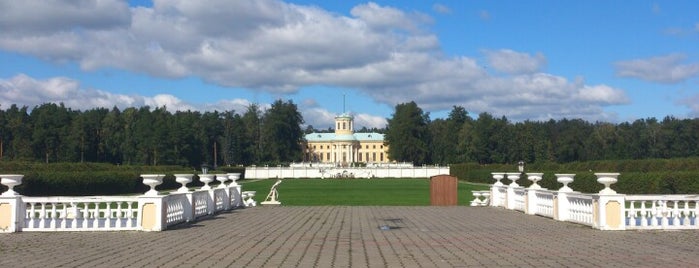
left=1, top=100, right=697, bottom=167
left=0, top=100, right=303, bottom=168
left=385, top=102, right=699, bottom=165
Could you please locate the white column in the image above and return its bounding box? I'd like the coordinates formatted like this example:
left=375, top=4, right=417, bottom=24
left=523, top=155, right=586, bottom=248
left=331, top=144, right=335, bottom=164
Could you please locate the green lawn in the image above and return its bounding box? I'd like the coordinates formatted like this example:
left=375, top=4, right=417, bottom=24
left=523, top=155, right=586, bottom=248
left=239, top=178, right=489, bottom=206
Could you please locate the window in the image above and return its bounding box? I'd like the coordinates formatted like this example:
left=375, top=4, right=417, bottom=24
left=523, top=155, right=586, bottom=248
left=372, top=152, right=376, bottom=161
left=313, top=145, right=316, bottom=149
left=342, top=122, right=346, bottom=129
left=320, top=153, right=323, bottom=161
left=366, top=153, right=369, bottom=161
left=380, top=145, right=383, bottom=149
left=358, top=153, right=362, bottom=161
left=380, top=153, right=384, bottom=161
left=373, top=145, right=376, bottom=149
left=326, top=153, right=330, bottom=160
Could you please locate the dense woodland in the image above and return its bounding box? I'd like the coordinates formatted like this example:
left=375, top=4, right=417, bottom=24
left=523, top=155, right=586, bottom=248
left=1, top=100, right=698, bottom=168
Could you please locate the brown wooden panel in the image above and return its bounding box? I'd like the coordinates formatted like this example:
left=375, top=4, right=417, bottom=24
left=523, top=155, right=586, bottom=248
left=430, top=175, right=458, bottom=206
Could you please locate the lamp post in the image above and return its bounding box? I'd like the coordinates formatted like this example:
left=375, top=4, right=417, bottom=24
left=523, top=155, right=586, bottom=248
left=201, top=164, right=209, bottom=175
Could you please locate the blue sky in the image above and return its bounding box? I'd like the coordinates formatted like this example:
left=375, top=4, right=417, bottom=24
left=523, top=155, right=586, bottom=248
left=1, top=0, right=698, bottom=129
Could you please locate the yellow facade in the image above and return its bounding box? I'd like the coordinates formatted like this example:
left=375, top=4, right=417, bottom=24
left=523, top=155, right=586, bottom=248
left=303, top=113, right=389, bottom=165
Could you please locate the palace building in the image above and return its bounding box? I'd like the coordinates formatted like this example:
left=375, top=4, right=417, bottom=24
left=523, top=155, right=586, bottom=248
left=303, top=113, right=390, bottom=165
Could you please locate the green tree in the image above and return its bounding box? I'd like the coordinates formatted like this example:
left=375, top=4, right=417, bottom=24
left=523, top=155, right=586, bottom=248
left=385, top=101, right=431, bottom=165
left=241, top=104, right=262, bottom=164
left=260, top=99, right=304, bottom=163
left=30, top=103, right=72, bottom=163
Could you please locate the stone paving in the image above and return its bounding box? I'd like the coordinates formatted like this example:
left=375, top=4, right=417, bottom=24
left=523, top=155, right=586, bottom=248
left=2, top=206, right=699, bottom=267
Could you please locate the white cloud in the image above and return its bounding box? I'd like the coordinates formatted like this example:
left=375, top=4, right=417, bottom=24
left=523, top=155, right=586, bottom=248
left=0, top=0, right=631, bottom=122
left=432, top=4, right=451, bottom=14
left=0, top=74, right=250, bottom=114
left=0, top=0, right=130, bottom=34
left=678, top=94, right=699, bottom=118
left=614, top=54, right=699, bottom=83
left=484, top=49, right=547, bottom=74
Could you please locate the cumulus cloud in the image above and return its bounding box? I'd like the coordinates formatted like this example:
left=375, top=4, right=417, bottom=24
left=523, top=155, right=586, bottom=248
left=484, top=49, right=547, bottom=74
left=614, top=54, right=699, bottom=83
left=0, top=74, right=254, bottom=114
left=0, top=0, right=629, bottom=122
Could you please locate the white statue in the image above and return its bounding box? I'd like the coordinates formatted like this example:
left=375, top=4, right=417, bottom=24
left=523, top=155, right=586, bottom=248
left=261, top=178, right=283, bottom=205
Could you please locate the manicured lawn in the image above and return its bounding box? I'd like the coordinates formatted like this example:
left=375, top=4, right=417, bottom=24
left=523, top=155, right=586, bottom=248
left=239, top=178, right=489, bottom=206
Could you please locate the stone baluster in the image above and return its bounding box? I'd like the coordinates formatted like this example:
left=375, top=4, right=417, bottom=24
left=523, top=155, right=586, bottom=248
left=506, top=173, right=521, bottom=210
left=554, top=174, right=575, bottom=222
left=490, top=173, right=505, bottom=207
left=525, top=173, right=544, bottom=215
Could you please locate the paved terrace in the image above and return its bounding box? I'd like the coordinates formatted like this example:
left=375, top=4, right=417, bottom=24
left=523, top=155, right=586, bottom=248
left=2, top=206, right=698, bottom=267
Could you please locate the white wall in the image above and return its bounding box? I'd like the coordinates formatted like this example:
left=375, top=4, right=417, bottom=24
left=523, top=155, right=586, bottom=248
left=244, top=165, right=450, bottom=179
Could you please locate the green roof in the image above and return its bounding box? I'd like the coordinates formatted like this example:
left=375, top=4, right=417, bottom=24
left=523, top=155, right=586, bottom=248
left=305, top=132, right=384, bottom=142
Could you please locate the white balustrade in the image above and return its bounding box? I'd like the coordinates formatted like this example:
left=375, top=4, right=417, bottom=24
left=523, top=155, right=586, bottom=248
left=22, top=196, right=139, bottom=231
left=534, top=190, right=555, bottom=217
left=625, top=195, right=698, bottom=230
left=470, top=190, right=490, bottom=206
left=0, top=173, right=252, bottom=233
left=513, top=188, right=526, bottom=212
left=470, top=171, right=699, bottom=231
left=566, top=193, right=594, bottom=226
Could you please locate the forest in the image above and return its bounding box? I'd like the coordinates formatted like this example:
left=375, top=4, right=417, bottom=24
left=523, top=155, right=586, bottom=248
left=0, top=100, right=697, bottom=168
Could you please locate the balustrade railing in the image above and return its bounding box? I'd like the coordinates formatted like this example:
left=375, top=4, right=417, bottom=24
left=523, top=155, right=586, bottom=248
left=566, top=193, right=594, bottom=226
left=22, top=196, right=140, bottom=231
left=534, top=191, right=554, bottom=217
left=1, top=173, right=255, bottom=233
left=472, top=171, right=699, bottom=231
left=625, top=195, right=698, bottom=229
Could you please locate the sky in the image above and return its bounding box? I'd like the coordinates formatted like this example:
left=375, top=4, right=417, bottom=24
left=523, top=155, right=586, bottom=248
left=1, top=0, right=698, bottom=130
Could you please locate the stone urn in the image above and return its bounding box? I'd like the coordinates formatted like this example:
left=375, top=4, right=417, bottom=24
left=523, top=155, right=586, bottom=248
left=555, top=174, right=575, bottom=192
left=228, top=173, right=241, bottom=186
left=1, top=174, right=24, bottom=196
left=506, top=172, right=521, bottom=187
left=491, top=172, right=505, bottom=186
left=174, top=174, right=194, bottom=193
left=595, top=173, right=620, bottom=194
left=216, top=174, right=229, bottom=188
left=526, top=173, right=544, bottom=189
left=199, top=174, right=215, bottom=190
left=141, top=174, right=165, bottom=196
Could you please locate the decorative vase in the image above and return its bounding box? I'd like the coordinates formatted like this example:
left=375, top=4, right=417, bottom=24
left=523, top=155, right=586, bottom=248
left=595, top=173, right=620, bottom=194
left=141, top=174, right=165, bottom=196
left=216, top=174, right=229, bottom=188
left=506, top=172, right=521, bottom=187
left=228, top=173, right=241, bottom=186
left=174, top=174, right=193, bottom=193
left=199, top=174, right=215, bottom=190
left=555, top=174, right=575, bottom=192
left=526, top=173, right=544, bottom=189
left=491, top=173, right=505, bottom=186
left=1, top=174, right=24, bottom=196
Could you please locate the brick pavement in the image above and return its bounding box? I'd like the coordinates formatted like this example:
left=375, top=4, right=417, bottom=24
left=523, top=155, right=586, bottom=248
left=2, top=206, right=699, bottom=267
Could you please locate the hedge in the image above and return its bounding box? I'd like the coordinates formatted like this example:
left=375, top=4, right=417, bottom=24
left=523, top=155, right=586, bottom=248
left=0, top=162, right=246, bottom=196
left=450, top=158, right=699, bottom=194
